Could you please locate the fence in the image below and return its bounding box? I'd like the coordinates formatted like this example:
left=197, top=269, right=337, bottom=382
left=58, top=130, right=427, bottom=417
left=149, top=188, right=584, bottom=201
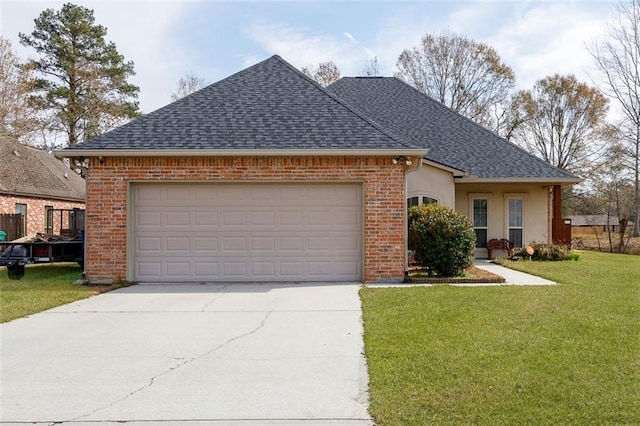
left=0, top=213, right=25, bottom=242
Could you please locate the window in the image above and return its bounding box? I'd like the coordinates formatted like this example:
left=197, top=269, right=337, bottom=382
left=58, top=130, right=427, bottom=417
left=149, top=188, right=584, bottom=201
left=408, top=196, right=439, bottom=208
left=473, top=198, right=488, bottom=248
left=508, top=198, right=524, bottom=248
left=15, top=203, right=27, bottom=235
left=45, top=206, right=53, bottom=234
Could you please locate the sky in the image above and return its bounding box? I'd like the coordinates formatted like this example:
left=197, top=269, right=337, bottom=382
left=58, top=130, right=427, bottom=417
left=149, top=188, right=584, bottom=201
left=0, top=0, right=619, bottom=115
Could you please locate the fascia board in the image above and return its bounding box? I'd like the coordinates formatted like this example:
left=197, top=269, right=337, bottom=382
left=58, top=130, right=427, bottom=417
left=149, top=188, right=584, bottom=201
left=55, top=148, right=429, bottom=158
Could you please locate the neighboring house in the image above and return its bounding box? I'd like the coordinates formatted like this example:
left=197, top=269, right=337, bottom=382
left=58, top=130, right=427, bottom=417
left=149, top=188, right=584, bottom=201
left=1, top=137, right=85, bottom=239
left=569, top=215, right=632, bottom=234
left=58, top=55, right=579, bottom=284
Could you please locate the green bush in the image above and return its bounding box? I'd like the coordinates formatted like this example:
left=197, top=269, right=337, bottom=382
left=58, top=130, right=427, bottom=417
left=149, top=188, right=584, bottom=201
left=408, top=204, right=476, bottom=276
left=514, top=243, right=579, bottom=261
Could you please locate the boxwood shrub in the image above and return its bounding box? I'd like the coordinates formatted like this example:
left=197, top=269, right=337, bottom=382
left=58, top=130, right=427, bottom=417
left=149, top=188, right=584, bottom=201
left=408, top=203, right=476, bottom=277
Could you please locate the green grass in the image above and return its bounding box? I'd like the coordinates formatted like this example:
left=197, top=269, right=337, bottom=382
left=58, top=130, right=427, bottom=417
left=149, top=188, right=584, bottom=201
left=0, top=263, right=128, bottom=323
left=361, top=251, right=640, bottom=425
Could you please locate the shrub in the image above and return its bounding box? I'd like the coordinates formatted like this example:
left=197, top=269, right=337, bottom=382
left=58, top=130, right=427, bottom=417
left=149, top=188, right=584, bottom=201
left=514, top=243, right=578, bottom=261
left=408, top=204, right=476, bottom=276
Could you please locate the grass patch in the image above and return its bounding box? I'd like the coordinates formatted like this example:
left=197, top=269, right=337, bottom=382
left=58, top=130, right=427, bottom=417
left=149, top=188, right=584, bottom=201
left=0, top=263, right=132, bottom=323
left=361, top=251, right=640, bottom=425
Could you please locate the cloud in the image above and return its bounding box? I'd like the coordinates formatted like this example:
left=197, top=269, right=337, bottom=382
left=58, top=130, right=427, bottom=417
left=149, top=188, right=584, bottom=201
left=482, top=2, right=614, bottom=89
left=242, top=20, right=375, bottom=75
left=1, top=0, right=194, bottom=113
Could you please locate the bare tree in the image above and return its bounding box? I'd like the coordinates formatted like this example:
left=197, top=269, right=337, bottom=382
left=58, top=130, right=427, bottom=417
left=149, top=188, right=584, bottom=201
left=301, top=61, right=341, bottom=87
left=510, top=74, right=611, bottom=176
left=170, top=71, right=208, bottom=102
left=395, top=31, right=516, bottom=135
left=590, top=0, right=640, bottom=236
left=0, top=37, right=40, bottom=144
left=361, top=56, right=380, bottom=77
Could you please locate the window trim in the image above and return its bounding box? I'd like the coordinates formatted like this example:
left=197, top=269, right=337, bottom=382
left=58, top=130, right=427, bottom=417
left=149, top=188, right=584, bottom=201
left=15, top=203, right=27, bottom=235
left=504, top=193, right=527, bottom=248
left=469, top=193, right=491, bottom=250
left=45, top=205, right=53, bottom=234
left=407, top=195, right=439, bottom=208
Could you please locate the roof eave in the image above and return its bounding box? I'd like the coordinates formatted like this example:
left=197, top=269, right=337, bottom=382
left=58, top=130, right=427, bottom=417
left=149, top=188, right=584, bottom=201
left=0, top=190, right=86, bottom=203
left=55, top=148, right=429, bottom=158
left=454, top=176, right=583, bottom=185
left=419, top=158, right=467, bottom=177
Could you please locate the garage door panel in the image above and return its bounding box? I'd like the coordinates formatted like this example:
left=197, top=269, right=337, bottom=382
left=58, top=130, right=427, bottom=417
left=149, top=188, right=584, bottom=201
left=195, top=261, right=218, bottom=277
left=133, top=183, right=362, bottom=282
left=194, top=236, right=218, bottom=251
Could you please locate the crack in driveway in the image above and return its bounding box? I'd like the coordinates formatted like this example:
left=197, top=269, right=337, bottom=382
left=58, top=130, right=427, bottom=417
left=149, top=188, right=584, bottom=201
left=200, top=283, right=233, bottom=312
left=70, top=310, right=273, bottom=422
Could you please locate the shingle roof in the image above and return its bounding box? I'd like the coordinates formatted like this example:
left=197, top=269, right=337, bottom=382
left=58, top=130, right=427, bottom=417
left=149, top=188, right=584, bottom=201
left=62, top=56, right=419, bottom=153
left=327, top=77, right=579, bottom=180
left=0, top=137, right=86, bottom=202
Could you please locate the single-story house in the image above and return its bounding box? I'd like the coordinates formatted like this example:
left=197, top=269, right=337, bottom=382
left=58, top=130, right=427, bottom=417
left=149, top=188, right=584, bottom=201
left=569, top=215, right=633, bottom=234
left=1, top=137, right=85, bottom=240
left=58, top=55, right=580, bottom=284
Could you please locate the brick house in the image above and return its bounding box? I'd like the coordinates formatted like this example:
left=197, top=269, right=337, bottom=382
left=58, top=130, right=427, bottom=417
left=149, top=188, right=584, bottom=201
left=58, top=55, right=579, bottom=284
left=1, top=137, right=85, bottom=239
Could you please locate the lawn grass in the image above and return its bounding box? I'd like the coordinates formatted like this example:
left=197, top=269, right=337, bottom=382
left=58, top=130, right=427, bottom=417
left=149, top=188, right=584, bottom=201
left=361, top=251, right=640, bottom=425
left=0, top=263, right=129, bottom=323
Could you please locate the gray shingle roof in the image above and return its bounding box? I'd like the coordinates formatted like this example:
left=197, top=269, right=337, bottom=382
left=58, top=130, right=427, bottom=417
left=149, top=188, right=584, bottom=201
left=1, top=137, right=86, bottom=201
left=327, top=77, right=579, bottom=180
left=63, top=56, right=418, bottom=152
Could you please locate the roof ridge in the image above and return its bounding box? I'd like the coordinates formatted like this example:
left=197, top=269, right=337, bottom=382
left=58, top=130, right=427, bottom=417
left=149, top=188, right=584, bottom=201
left=388, top=77, right=579, bottom=180
left=272, top=56, right=421, bottom=150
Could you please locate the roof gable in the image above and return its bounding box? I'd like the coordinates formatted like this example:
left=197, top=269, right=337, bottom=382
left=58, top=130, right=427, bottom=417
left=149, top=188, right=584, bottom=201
left=0, top=137, right=86, bottom=201
left=327, top=77, right=579, bottom=181
left=63, top=56, right=419, bottom=153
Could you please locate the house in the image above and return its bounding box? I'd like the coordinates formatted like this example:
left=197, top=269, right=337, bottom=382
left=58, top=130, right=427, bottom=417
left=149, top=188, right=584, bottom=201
left=1, top=137, right=85, bottom=240
left=57, top=55, right=579, bottom=284
left=569, top=215, right=632, bottom=235
left=327, top=77, right=580, bottom=257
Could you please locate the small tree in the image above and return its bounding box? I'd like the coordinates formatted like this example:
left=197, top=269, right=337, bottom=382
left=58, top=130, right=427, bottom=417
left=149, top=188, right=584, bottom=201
left=408, top=204, right=476, bottom=277
left=170, top=72, right=207, bottom=101
left=301, top=61, right=341, bottom=87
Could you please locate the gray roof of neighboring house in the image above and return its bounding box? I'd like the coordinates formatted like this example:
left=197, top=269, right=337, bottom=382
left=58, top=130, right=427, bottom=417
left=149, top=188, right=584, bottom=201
left=327, top=77, right=579, bottom=180
left=61, top=56, right=419, bottom=153
left=0, top=137, right=86, bottom=202
left=569, top=215, right=633, bottom=227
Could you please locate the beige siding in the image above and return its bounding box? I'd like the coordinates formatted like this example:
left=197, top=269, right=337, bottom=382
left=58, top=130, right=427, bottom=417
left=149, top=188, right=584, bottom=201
left=406, top=164, right=456, bottom=208
left=455, top=183, right=551, bottom=257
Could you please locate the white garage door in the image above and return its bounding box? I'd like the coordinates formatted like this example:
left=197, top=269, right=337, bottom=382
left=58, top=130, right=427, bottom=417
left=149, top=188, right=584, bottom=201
left=132, top=182, right=363, bottom=282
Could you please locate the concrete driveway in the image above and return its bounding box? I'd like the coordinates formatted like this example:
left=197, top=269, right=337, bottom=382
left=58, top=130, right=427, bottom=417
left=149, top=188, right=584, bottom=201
left=0, top=283, right=372, bottom=425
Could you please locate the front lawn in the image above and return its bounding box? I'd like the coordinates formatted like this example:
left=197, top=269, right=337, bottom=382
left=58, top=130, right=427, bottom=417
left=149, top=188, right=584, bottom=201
left=0, top=263, right=127, bottom=323
left=361, top=251, right=640, bottom=425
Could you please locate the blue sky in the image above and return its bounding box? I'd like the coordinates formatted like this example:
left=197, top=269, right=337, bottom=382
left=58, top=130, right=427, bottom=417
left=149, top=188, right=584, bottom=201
left=1, top=1, right=618, bottom=114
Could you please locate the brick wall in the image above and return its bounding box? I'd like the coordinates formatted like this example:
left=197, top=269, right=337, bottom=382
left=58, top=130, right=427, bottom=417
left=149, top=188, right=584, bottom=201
left=0, top=194, right=84, bottom=237
left=85, top=156, right=406, bottom=283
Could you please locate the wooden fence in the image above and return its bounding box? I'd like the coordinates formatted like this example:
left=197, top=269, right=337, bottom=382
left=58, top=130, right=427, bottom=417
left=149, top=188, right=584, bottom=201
left=0, top=213, right=25, bottom=242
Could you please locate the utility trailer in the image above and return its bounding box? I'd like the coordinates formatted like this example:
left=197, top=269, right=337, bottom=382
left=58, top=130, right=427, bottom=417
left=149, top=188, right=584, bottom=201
left=0, top=209, right=85, bottom=280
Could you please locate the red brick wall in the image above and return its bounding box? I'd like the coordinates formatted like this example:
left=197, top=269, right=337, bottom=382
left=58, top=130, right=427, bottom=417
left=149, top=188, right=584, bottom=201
left=0, top=194, right=84, bottom=237
left=85, top=156, right=406, bottom=283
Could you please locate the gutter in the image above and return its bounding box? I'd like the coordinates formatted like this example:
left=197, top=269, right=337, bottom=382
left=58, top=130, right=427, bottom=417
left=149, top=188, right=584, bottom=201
left=54, top=148, right=429, bottom=159
left=454, top=176, right=583, bottom=185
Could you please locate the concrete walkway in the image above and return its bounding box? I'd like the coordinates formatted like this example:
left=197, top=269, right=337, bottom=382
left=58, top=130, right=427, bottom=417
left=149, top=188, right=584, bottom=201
left=0, top=283, right=373, bottom=425
left=473, top=260, right=556, bottom=286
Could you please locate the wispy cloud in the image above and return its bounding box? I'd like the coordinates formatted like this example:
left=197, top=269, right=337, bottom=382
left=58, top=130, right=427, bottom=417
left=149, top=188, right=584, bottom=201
left=242, top=20, right=376, bottom=75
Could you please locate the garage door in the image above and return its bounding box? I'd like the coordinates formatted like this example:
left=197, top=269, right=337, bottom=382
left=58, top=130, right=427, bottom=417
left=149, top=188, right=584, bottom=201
left=132, top=182, right=363, bottom=282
